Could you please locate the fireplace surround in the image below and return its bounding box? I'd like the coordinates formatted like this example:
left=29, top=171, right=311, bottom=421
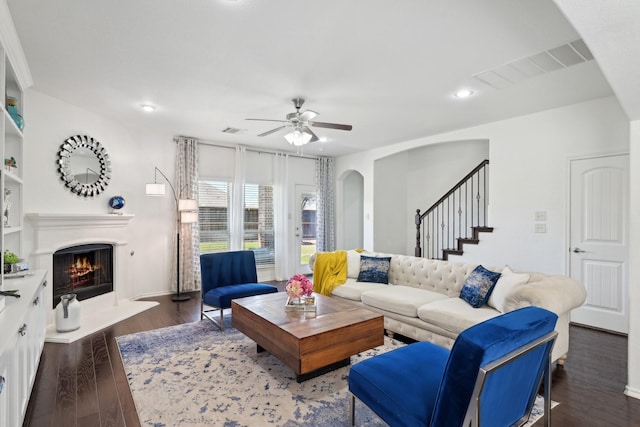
left=52, top=243, right=114, bottom=308
left=27, top=213, right=158, bottom=343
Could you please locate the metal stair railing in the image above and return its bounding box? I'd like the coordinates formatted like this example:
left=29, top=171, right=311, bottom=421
left=415, top=159, right=490, bottom=260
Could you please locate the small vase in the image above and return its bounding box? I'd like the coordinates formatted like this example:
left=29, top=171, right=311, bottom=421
left=55, top=294, right=82, bottom=332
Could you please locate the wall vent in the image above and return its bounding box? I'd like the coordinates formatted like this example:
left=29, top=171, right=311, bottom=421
left=222, top=127, right=246, bottom=134
left=474, top=39, right=594, bottom=90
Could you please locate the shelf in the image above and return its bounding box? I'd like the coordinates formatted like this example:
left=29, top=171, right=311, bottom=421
left=3, top=226, right=23, bottom=235
left=3, top=169, right=23, bottom=184
left=3, top=109, right=24, bottom=139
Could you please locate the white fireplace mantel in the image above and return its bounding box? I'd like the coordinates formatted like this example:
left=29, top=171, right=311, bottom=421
left=26, top=212, right=157, bottom=344
left=26, top=212, right=134, bottom=228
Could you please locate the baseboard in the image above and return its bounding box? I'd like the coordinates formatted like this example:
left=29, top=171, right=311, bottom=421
left=624, top=385, right=640, bottom=400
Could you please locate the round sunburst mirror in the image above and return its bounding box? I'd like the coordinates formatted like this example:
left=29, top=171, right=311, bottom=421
left=57, top=135, right=111, bottom=197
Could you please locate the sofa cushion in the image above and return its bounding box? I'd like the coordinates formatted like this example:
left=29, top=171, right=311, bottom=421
left=417, top=298, right=500, bottom=335
left=331, top=279, right=388, bottom=301
left=357, top=255, right=392, bottom=284
left=203, top=283, right=278, bottom=309
left=346, top=250, right=361, bottom=278
left=361, top=285, right=449, bottom=317
left=459, top=265, right=501, bottom=308
left=488, top=266, right=530, bottom=313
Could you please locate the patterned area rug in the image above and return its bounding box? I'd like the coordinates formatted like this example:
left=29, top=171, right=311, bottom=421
left=116, top=320, right=555, bottom=426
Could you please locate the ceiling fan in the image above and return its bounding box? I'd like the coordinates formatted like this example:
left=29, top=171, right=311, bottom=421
left=246, top=98, right=353, bottom=146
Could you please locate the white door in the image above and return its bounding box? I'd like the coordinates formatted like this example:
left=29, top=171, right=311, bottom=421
left=294, top=185, right=317, bottom=274
left=569, top=154, right=629, bottom=333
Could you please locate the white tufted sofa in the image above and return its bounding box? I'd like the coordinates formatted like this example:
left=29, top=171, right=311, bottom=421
left=310, top=251, right=586, bottom=363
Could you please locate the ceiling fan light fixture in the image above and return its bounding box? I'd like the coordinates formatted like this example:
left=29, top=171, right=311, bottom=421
left=284, top=129, right=313, bottom=146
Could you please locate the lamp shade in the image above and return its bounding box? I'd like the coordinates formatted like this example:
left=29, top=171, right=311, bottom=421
left=180, top=211, right=198, bottom=224
left=178, top=199, right=198, bottom=211
left=145, top=183, right=166, bottom=196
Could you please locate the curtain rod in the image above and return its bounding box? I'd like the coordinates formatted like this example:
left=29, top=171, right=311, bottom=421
left=173, top=136, right=324, bottom=160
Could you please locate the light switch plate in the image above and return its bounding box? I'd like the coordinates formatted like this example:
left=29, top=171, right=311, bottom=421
left=535, top=223, right=547, bottom=233
left=535, top=211, right=547, bottom=221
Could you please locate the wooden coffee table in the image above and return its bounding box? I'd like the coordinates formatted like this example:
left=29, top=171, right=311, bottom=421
left=232, top=292, right=384, bottom=382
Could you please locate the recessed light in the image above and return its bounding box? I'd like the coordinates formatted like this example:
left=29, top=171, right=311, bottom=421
left=454, top=89, right=474, bottom=99
left=141, top=104, right=156, bottom=112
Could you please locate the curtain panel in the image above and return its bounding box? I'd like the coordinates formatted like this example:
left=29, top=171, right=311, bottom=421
left=316, top=157, right=336, bottom=252
left=230, top=146, right=246, bottom=251
left=273, top=153, right=290, bottom=280
left=175, top=136, right=201, bottom=292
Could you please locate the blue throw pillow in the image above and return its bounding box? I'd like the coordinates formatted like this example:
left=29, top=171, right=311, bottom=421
left=459, top=265, right=501, bottom=308
left=357, top=255, right=392, bottom=284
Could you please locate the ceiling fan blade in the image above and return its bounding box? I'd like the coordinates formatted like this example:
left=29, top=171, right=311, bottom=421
left=246, top=118, right=287, bottom=123
left=303, top=126, right=320, bottom=143
left=258, top=126, right=287, bottom=137
left=311, top=121, right=353, bottom=131
left=299, top=109, right=319, bottom=122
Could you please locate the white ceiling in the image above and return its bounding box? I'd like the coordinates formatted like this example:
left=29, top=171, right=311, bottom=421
left=7, top=0, right=615, bottom=157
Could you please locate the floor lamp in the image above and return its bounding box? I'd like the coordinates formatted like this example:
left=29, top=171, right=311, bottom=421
left=146, top=167, right=198, bottom=302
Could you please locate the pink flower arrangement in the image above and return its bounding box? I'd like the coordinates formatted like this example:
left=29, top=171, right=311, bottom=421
left=285, top=274, right=314, bottom=299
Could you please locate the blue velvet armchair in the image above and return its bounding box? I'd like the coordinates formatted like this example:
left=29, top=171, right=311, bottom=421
left=349, top=306, right=558, bottom=427
left=200, top=250, right=278, bottom=330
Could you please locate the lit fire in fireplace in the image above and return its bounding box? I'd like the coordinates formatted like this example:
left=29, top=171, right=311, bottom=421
left=67, top=256, right=101, bottom=287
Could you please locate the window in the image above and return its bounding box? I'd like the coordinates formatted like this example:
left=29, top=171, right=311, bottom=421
left=198, top=181, right=231, bottom=252
left=243, top=184, right=274, bottom=266
left=198, top=181, right=275, bottom=267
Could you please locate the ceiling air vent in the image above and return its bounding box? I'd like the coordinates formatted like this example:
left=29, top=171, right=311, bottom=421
left=222, top=127, right=246, bottom=134
left=474, top=39, right=594, bottom=90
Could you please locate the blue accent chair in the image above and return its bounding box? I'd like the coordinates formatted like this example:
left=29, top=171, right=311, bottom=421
left=200, top=250, right=278, bottom=330
left=349, top=306, right=558, bottom=427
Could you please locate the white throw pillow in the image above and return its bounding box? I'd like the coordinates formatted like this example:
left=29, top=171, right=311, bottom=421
left=346, top=250, right=362, bottom=279
left=488, top=266, right=530, bottom=312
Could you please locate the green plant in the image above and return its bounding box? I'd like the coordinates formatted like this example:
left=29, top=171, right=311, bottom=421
left=4, top=250, right=19, bottom=264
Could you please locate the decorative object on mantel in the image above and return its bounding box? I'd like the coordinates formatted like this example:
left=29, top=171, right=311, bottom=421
left=3, top=188, right=10, bottom=227
left=55, top=293, right=82, bottom=332
left=3, top=249, right=19, bottom=274
left=284, top=274, right=316, bottom=311
left=145, top=166, right=198, bottom=302
left=6, top=96, right=24, bottom=130
left=57, top=134, right=111, bottom=197
left=109, top=195, right=126, bottom=214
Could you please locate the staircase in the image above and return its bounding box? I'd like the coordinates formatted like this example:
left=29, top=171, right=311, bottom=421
left=415, top=160, right=492, bottom=260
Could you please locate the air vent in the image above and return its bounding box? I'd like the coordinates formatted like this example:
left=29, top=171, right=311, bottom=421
left=222, top=127, right=246, bottom=134
left=474, top=39, right=594, bottom=90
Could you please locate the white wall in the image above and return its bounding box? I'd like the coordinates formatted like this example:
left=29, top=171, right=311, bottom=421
left=342, top=170, right=364, bottom=250
left=336, top=96, right=629, bottom=274
left=373, top=150, right=409, bottom=254
left=627, top=119, right=640, bottom=399
left=23, top=89, right=178, bottom=298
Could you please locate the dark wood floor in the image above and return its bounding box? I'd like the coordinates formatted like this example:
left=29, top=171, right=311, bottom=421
left=23, top=293, right=640, bottom=426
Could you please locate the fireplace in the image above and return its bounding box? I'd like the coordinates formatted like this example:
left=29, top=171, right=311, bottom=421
left=53, top=243, right=114, bottom=309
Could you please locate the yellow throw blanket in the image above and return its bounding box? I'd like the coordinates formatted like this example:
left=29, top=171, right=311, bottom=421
left=313, top=250, right=347, bottom=296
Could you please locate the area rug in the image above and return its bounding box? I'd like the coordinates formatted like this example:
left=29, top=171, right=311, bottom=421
left=116, top=320, right=556, bottom=426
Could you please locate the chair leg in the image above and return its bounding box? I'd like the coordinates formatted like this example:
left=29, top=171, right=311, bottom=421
left=543, top=353, right=552, bottom=427
left=202, top=306, right=225, bottom=331
left=350, top=393, right=356, bottom=426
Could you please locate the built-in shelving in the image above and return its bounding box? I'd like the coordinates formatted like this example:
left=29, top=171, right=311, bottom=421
left=0, top=3, right=36, bottom=426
